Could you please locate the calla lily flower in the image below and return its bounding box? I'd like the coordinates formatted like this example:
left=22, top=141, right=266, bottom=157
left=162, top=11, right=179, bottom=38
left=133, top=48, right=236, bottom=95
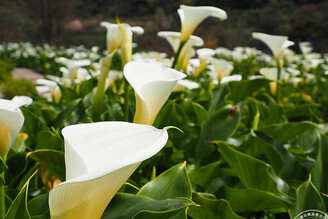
left=259, top=67, right=289, bottom=95
left=56, top=57, right=91, bottom=82
left=157, top=31, right=203, bottom=53
left=101, top=21, right=142, bottom=58
left=158, top=31, right=203, bottom=71
left=252, top=32, right=294, bottom=64
left=12, top=96, right=33, bottom=107
left=49, top=122, right=169, bottom=219
left=36, top=79, right=62, bottom=103
left=192, top=48, right=215, bottom=76
left=124, top=62, right=186, bottom=125
left=0, top=98, right=25, bottom=159
left=208, top=58, right=234, bottom=82
left=178, top=5, right=227, bottom=42
left=173, top=79, right=199, bottom=92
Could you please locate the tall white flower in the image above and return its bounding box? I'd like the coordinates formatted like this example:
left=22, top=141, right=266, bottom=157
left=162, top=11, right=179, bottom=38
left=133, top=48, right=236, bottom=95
left=124, top=62, right=186, bottom=125
left=49, top=122, right=169, bottom=219
left=101, top=21, right=143, bottom=56
left=158, top=31, right=203, bottom=71
left=178, top=5, right=227, bottom=42
left=0, top=99, right=25, bottom=159
left=252, top=32, right=294, bottom=65
left=208, top=58, right=234, bottom=82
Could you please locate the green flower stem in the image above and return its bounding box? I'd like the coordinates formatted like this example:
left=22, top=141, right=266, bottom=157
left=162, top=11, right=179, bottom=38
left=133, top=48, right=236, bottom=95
left=275, top=58, right=281, bottom=104
left=171, top=41, right=187, bottom=69
left=92, top=55, right=113, bottom=119
left=0, top=172, right=5, bottom=218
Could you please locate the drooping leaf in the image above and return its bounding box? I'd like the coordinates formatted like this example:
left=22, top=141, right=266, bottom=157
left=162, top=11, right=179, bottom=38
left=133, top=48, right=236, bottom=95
left=102, top=193, right=195, bottom=219
left=138, top=163, right=192, bottom=200
left=188, top=192, right=243, bottom=219
left=26, top=149, right=65, bottom=181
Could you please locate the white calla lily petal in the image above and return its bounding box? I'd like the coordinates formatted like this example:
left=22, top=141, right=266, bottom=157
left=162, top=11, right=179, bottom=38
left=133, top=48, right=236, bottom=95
left=158, top=31, right=203, bottom=52
left=0, top=99, right=25, bottom=158
left=49, top=122, right=169, bottom=219
left=124, top=62, right=186, bottom=125
left=221, top=74, right=242, bottom=84
left=208, top=58, right=234, bottom=81
left=252, top=32, right=294, bottom=62
left=100, top=21, right=121, bottom=53
left=12, top=96, right=33, bottom=107
left=178, top=5, right=227, bottom=42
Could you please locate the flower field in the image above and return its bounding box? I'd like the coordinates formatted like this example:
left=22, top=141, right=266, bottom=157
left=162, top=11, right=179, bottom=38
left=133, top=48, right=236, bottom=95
left=0, top=4, right=328, bottom=219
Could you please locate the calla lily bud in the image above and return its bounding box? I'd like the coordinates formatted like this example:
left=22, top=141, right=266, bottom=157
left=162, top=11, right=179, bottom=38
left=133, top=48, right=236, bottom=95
left=178, top=5, right=227, bottom=42
left=49, top=122, right=169, bottom=219
left=124, top=62, right=186, bottom=125
left=0, top=99, right=25, bottom=159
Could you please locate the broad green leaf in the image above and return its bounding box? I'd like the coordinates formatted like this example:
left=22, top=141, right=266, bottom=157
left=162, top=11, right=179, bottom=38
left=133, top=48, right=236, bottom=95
left=134, top=208, right=188, bottom=219
left=219, top=142, right=295, bottom=198
left=189, top=161, right=221, bottom=189
left=239, top=132, right=284, bottom=176
left=196, top=105, right=240, bottom=162
left=58, top=84, right=79, bottom=104
left=21, top=108, right=47, bottom=145
left=311, top=135, right=328, bottom=199
left=289, top=178, right=326, bottom=218
left=227, top=79, right=269, bottom=104
left=188, top=192, right=243, bottom=219
left=80, top=77, right=97, bottom=96
left=52, top=99, right=85, bottom=129
left=138, top=163, right=192, bottom=200
left=102, top=193, right=195, bottom=219
left=208, top=84, right=229, bottom=113
left=259, top=122, right=317, bottom=144
left=26, top=149, right=65, bottom=181
left=154, top=101, right=192, bottom=133
left=27, top=194, right=49, bottom=217
left=40, top=107, right=58, bottom=125
left=222, top=187, right=291, bottom=213
left=181, top=100, right=209, bottom=126
left=4, top=171, right=37, bottom=219
left=285, top=103, right=320, bottom=121
left=36, top=130, right=64, bottom=150
left=297, top=129, right=320, bottom=154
